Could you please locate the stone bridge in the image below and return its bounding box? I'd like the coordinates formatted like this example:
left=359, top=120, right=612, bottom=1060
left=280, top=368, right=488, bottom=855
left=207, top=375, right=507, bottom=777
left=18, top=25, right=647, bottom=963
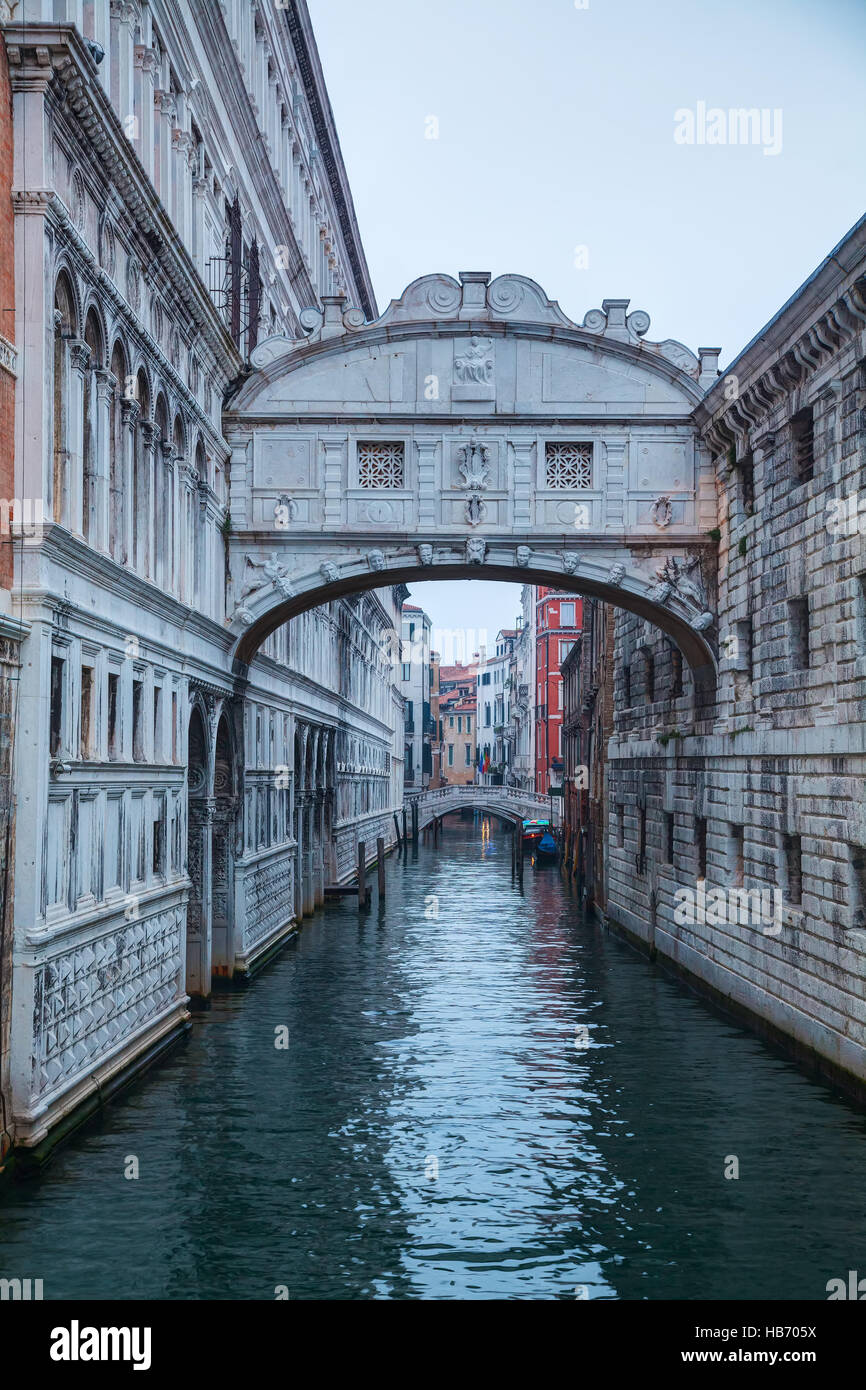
left=405, top=784, right=560, bottom=833
left=223, top=271, right=721, bottom=693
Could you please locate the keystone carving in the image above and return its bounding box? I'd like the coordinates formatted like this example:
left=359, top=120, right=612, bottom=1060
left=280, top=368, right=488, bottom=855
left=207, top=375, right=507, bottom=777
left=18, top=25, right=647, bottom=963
left=320, top=561, right=338, bottom=583
left=417, top=544, right=433, bottom=565
left=608, top=563, right=626, bottom=586
left=561, top=552, right=581, bottom=574
left=465, top=537, right=486, bottom=565
left=366, top=549, right=386, bottom=572
left=516, top=546, right=531, bottom=567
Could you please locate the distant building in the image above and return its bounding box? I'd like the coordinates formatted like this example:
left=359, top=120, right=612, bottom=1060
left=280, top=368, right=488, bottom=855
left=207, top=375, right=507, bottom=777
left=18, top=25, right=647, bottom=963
left=477, top=628, right=517, bottom=782
left=438, top=660, right=477, bottom=785
left=400, top=604, right=432, bottom=788
left=429, top=651, right=444, bottom=787
left=534, top=589, right=582, bottom=793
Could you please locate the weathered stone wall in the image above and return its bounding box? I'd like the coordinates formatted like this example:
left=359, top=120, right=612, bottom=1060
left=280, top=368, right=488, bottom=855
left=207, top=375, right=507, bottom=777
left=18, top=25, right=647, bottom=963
left=604, top=217, right=866, bottom=1096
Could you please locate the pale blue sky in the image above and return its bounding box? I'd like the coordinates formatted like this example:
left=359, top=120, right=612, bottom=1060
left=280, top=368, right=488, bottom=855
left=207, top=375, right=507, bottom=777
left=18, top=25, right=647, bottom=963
left=307, top=0, right=865, bottom=637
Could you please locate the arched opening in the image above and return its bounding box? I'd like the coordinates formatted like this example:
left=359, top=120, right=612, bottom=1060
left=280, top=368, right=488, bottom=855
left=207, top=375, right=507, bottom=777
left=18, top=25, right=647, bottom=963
left=82, top=307, right=103, bottom=545
left=133, top=369, right=150, bottom=575
left=108, top=339, right=127, bottom=562
left=185, top=704, right=210, bottom=1002
left=153, top=393, right=169, bottom=587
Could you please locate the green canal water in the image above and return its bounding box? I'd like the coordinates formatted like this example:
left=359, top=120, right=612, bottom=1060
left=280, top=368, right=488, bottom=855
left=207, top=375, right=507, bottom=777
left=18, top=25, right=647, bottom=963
left=1, top=815, right=864, bottom=1300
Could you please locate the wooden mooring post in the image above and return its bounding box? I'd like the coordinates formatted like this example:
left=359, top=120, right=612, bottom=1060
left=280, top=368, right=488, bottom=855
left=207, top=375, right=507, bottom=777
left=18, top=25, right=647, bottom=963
left=358, top=841, right=367, bottom=908
left=393, top=812, right=402, bottom=847
left=377, top=836, right=386, bottom=898
left=412, top=801, right=419, bottom=843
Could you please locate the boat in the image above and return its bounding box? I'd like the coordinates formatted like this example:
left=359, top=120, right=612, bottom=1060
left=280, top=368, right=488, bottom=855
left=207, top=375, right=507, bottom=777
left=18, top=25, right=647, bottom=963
left=534, top=832, right=558, bottom=866
left=521, top=817, right=550, bottom=846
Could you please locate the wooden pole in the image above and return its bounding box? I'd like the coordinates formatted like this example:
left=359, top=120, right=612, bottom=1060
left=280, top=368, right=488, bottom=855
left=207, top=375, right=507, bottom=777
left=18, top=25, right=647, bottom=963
left=412, top=801, right=418, bottom=843
left=402, top=807, right=408, bottom=844
left=393, top=811, right=402, bottom=846
left=377, top=836, right=386, bottom=897
left=358, top=841, right=366, bottom=909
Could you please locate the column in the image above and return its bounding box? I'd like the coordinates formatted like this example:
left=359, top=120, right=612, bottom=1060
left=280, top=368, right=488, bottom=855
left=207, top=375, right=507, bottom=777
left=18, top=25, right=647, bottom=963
left=140, top=421, right=156, bottom=579
left=162, top=442, right=176, bottom=595
left=67, top=339, right=90, bottom=538
left=94, top=368, right=115, bottom=555
left=133, top=44, right=156, bottom=181
left=120, top=397, right=139, bottom=568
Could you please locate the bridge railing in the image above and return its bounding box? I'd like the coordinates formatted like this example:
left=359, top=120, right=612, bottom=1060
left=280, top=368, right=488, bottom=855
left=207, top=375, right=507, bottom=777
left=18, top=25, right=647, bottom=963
left=403, top=783, right=561, bottom=825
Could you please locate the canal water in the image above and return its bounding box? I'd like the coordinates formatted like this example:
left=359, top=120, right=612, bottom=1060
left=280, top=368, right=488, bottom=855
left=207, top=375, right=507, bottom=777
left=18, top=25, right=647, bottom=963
left=1, top=814, right=864, bottom=1300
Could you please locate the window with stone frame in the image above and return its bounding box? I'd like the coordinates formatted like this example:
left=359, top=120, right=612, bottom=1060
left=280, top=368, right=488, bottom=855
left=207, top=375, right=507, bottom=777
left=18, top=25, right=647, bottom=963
left=545, top=442, right=593, bottom=489
left=791, top=407, right=814, bottom=484
left=358, top=441, right=405, bottom=489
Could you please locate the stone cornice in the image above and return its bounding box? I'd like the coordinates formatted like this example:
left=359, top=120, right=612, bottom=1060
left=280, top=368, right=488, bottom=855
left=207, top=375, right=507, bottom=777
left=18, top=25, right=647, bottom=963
left=31, top=523, right=235, bottom=653
left=190, top=2, right=317, bottom=321
left=695, top=215, right=866, bottom=454
left=4, top=24, right=242, bottom=378
left=279, top=1, right=376, bottom=319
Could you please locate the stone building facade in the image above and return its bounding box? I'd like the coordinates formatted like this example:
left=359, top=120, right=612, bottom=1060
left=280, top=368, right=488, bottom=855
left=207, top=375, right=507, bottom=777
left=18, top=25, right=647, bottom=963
left=1, top=1, right=402, bottom=1153
left=603, top=216, right=866, bottom=1097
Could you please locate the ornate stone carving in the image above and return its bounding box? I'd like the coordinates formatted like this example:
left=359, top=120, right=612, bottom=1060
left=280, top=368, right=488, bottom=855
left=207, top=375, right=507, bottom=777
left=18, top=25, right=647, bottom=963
left=33, top=908, right=184, bottom=1096
left=465, top=537, right=486, bottom=565
left=561, top=552, right=581, bottom=574
left=320, top=561, right=338, bottom=583
left=650, top=495, right=674, bottom=529
left=454, top=335, right=493, bottom=385
left=608, top=563, right=626, bottom=586
left=464, top=494, right=486, bottom=527
left=654, top=555, right=706, bottom=609
left=457, top=441, right=491, bottom=490
left=694, top=611, right=715, bottom=631
left=516, top=545, right=531, bottom=567
left=416, top=543, right=433, bottom=566
left=366, top=548, right=385, bottom=572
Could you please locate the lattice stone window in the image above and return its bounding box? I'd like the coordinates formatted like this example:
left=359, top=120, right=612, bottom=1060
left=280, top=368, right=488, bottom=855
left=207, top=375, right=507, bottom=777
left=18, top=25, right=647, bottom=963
left=545, top=442, right=592, bottom=489
left=358, top=441, right=405, bottom=488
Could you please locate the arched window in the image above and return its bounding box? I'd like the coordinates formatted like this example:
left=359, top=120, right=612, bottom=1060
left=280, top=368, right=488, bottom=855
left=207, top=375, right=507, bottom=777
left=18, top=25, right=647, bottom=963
left=133, top=369, right=150, bottom=574
left=53, top=273, right=77, bottom=526
left=109, top=340, right=127, bottom=563
left=82, top=308, right=103, bottom=545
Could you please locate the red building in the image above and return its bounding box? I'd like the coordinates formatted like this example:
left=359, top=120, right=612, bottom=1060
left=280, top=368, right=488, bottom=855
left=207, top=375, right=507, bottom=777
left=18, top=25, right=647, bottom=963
left=534, top=588, right=582, bottom=793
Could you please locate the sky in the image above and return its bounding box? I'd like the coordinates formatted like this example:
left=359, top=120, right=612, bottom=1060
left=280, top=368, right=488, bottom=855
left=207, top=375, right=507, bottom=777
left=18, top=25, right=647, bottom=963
left=307, top=0, right=866, bottom=639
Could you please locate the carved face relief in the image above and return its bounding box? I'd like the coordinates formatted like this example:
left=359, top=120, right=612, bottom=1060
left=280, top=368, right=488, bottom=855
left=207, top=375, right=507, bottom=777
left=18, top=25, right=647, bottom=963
left=417, top=544, right=433, bottom=566
left=465, top=537, right=486, bottom=565
left=366, top=549, right=386, bottom=572
left=516, top=546, right=531, bottom=567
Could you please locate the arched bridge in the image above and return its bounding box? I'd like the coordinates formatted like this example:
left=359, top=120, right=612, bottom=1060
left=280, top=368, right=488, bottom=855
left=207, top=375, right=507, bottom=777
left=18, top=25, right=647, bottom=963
left=405, top=784, right=560, bottom=834
left=223, top=270, right=721, bottom=693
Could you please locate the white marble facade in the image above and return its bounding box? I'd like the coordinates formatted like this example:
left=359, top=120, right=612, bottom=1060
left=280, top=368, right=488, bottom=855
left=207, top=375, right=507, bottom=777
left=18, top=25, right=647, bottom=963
left=2, top=1, right=399, bottom=1149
